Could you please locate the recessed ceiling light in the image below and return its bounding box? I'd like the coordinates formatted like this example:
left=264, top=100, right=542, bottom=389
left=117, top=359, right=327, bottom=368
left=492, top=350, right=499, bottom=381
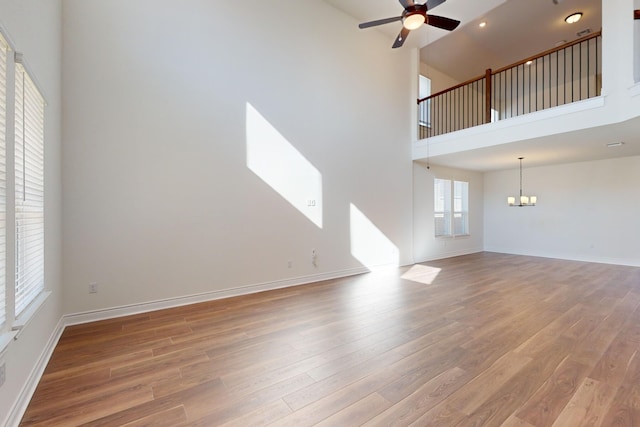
left=606, top=142, right=625, bottom=148
left=554, top=40, right=567, bottom=47
left=565, top=12, right=583, bottom=24
left=479, top=21, right=487, bottom=28
left=525, top=60, right=533, bottom=65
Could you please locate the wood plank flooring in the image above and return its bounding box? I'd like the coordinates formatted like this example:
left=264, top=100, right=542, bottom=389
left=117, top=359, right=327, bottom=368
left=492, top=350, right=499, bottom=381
left=19, top=252, right=640, bottom=426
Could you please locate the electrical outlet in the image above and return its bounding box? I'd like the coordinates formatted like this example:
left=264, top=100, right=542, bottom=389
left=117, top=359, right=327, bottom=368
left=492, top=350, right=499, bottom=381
left=287, top=260, right=292, bottom=268
left=89, top=282, right=98, bottom=294
left=0, top=362, right=5, bottom=388
left=311, top=249, right=317, bottom=267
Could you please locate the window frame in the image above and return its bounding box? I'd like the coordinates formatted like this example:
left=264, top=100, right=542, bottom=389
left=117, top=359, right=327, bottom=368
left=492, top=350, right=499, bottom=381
left=14, top=57, right=45, bottom=318
left=0, top=33, right=8, bottom=330
left=0, top=27, right=49, bottom=351
left=419, top=75, right=432, bottom=128
left=434, top=178, right=470, bottom=238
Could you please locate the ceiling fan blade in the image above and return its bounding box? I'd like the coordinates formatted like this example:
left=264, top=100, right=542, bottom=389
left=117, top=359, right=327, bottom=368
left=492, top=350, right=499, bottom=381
left=399, top=0, right=415, bottom=8
left=425, top=0, right=446, bottom=11
left=392, top=27, right=411, bottom=48
left=426, top=14, right=460, bottom=31
left=359, top=16, right=402, bottom=29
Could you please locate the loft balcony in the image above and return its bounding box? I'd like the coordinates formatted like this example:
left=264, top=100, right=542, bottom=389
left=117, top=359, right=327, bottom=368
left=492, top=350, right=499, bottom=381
left=412, top=1, right=640, bottom=170
left=417, top=32, right=602, bottom=139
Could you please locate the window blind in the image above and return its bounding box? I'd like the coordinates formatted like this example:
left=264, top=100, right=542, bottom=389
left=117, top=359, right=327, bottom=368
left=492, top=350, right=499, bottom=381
left=434, top=178, right=451, bottom=237
left=0, top=36, right=7, bottom=325
left=14, top=60, right=44, bottom=317
left=453, top=181, right=469, bottom=236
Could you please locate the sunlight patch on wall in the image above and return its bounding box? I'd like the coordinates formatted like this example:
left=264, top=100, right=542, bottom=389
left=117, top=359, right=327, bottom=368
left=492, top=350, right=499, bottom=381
left=246, top=103, right=323, bottom=228
left=350, top=203, right=399, bottom=269
left=400, top=264, right=442, bottom=285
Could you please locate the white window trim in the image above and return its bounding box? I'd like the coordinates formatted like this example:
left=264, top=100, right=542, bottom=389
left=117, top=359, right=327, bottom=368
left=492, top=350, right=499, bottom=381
left=0, top=26, right=49, bottom=353
left=434, top=178, right=470, bottom=238
left=12, top=290, right=51, bottom=338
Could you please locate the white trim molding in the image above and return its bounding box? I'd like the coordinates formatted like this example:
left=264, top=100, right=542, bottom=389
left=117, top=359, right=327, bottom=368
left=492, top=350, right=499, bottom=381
left=13, top=291, right=52, bottom=339
left=0, top=330, right=18, bottom=359
left=4, top=316, right=65, bottom=427
left=65, top=267, right=370, bottom=326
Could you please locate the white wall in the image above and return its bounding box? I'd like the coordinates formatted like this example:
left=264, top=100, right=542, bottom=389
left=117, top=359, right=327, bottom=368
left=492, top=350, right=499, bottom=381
left=413, top=162, right=484, bottom=262
left=484, top=156, right=640, bottom=266
left=0, top=0, right=63, bottom=425
left=62, top=0, right=415, bottom=315
left=419, top=62, right=460, bottom=94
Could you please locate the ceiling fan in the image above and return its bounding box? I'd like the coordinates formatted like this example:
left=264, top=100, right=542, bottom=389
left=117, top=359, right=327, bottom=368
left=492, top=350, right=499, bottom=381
left=359, top=0, right=460, bottom=48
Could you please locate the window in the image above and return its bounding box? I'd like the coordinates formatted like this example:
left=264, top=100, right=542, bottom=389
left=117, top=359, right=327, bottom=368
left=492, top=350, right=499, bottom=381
left=0, top=35, right=7, bottom=327
left=434, top=178, right=469, bottom=237
left=453, top=180, right=469, bottom=235
left=0, top=29, right=47, bottom=346
left=434, top=178, right=451, bottom=237
left=490, top=108, right=499, bottom=123
left=14, top=57, right=45, bottom=316
left=419, top=75, right=431, bottom=128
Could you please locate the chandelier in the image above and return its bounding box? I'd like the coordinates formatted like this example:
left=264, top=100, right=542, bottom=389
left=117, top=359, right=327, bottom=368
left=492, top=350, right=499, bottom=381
left=507, top=157, right=537, bottom=207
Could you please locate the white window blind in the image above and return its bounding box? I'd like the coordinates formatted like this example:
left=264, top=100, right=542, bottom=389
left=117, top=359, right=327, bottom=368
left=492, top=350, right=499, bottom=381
left=435, top=178, right=469, bottom=237
left=14, top=60, right=44, bottom=316
left=0, top=35, right=7, bottom=326
left=434, top=178, right=451, bottom=237
left=453, top=180, right=469, bottom=236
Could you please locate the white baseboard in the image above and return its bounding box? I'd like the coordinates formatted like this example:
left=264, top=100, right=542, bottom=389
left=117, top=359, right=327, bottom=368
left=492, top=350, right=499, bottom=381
left=483, top=247, right=640, bottom=267
left=64, top=266, right=370, bottom=326
left=413, top=248, right=484, bottom=264
left=5, top=317, right=66, bottom=427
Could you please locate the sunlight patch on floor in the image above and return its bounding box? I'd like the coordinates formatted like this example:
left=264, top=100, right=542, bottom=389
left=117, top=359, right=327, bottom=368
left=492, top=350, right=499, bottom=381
left=401, top=264, right=442, bottom=285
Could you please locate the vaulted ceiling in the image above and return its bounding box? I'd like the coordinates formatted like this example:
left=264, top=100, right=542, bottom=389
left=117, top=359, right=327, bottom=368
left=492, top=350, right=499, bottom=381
left=324, top=0, right=640, bottom=172
left=421, top=0, right=601, bottom=82
left=326, top=0, right=601, bottom=82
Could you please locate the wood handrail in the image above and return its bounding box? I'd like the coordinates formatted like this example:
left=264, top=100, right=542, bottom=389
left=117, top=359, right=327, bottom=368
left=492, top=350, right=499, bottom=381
left=417, top=30, right=602, bottom=104
left=418, top=75, right=484, bottom=103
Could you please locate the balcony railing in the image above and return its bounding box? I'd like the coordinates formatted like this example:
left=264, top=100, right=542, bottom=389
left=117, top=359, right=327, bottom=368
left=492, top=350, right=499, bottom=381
left=418, top=31, right=602, bottom=139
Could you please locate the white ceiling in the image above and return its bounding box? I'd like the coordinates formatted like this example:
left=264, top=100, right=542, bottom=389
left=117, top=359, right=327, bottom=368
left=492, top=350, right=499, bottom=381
left=416, top=116, right=640, bottom=171
left=325, top=0, right=507, bottom=52
left=324, top=0, right=640, bottom=172
left=421, top=0, right=602, bottom=82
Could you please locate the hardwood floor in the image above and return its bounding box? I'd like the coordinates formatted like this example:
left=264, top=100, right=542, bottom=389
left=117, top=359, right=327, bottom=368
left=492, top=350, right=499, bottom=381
left=19, top=252, right=640, bottom=426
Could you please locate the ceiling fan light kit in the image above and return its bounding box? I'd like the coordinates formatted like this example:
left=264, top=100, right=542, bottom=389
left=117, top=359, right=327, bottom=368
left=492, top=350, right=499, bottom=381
left=403, top=12, right=426, bottom=30
left=358, top=0, right=460, bottom=48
